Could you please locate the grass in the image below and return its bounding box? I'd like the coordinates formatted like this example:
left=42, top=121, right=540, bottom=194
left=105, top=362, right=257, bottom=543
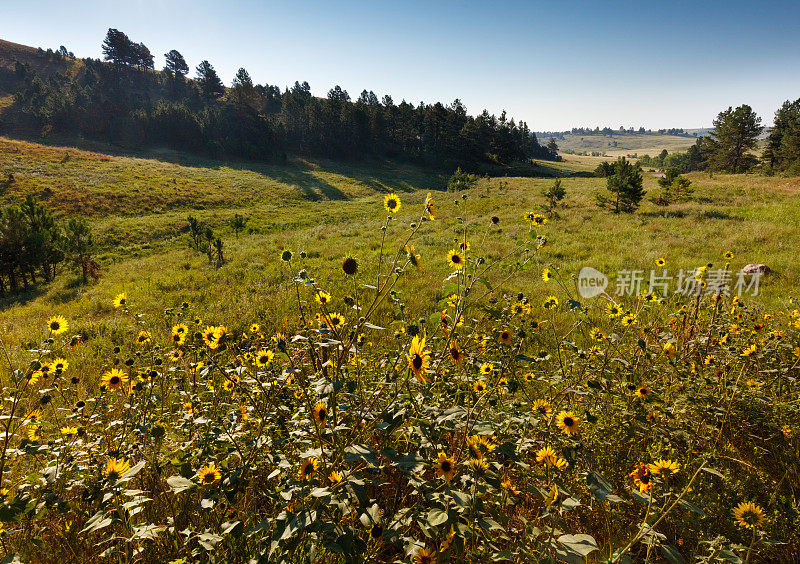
left=545, top=133, right=699, bottom=158
left=0, top=137, right=798, bottom=562
left=0, top=137, right=798, bottom=354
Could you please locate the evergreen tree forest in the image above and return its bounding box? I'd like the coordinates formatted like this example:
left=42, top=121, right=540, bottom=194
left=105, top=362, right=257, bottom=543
left=0, top=29, right=558, bottom=170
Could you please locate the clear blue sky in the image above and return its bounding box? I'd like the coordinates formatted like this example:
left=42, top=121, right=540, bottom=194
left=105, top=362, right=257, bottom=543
left=3, top=0, right=799, bottom=131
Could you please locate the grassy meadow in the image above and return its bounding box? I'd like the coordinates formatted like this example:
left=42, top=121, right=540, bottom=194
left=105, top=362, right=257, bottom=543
left=0, top=136, right=798, bottom=562
left=544, top=133, right=700, bottom=158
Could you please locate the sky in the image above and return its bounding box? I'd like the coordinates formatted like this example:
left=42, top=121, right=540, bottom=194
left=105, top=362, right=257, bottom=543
left=3, top=0, right=800, bottom=131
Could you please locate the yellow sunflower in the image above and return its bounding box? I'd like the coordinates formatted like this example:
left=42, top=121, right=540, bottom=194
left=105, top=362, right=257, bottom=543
left=198, top=463, right=222, bottom=485
left=532, top=399, right=553, bottom=418
left=448, top=341, right=465, bottom=365
left=630, top=463, right=653, bottom=493
left=723, top=251, right=734, bottom=260
left=47, top=315, right=68, bottom=335
left=329, top=470, right=344, bottom=485
left=536, top=446, right=568, bottom=471
left=425, top=192, right=437, bottom=220
left=101, top=368, right=129, bottom=391
left=447, top=249, right=465, bottom=270
left=414, top=547, right=437, bottom=564
left=313, top=402, right=328, bottom=427
left=406, top=245, right=423, bottom=271
left=648, top=459, right=680, bottom=476
left=383, top=193, right=401, bottom=214
left=315, top=290, right=331, bottom=305
left=472, top=380, right=488, bottom=393
left=555, top=411, right=581, bottom=435
left=103, top=458, right=131, bottom=481
left=635, top=386, right=651, bottom=399
left=298, top=457, right=319, bottom=481
left=434, top=451, right=456, bottom=481
left=137, top=330, right=152, bottom=346
left=407, top=335, right=431, bottom=383
left=171, top=325, right=188, bottom=346
left=113, top=293, right=127, bottom=308
left=606, top=303, right=622, bottom=318
left=589, top=327, right=605, bottom=342
left=479, top=362, right=493, bottom=376
left=656, top=257, right=666, bottom=267
left=542, top=268, right=552, bottom=282
left=740, top=344, right=757, bottom=357
left=256, top=349, right=274, bottom=367
left=621, top=314, right=637, bottom=327
left=52, top=358, right=69, bottom=373
left=543, top=296, right=559, bottom=310
left=732, top=501, right=764, bottom=529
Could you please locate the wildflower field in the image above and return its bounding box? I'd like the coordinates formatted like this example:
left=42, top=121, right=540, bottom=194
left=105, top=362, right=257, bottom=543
left=0, top=140, right=799, bottom=562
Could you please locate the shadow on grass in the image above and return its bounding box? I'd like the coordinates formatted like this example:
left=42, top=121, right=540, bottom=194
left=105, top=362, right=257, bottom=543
left=0, top=286, right=45, bottom=310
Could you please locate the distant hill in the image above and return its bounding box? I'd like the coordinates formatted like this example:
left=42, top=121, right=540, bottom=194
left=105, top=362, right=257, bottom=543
left=539, top=132, right=699, bottom=158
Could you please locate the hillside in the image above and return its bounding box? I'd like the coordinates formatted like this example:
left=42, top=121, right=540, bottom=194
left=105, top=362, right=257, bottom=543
left=543, top=132, right=700, bottom=158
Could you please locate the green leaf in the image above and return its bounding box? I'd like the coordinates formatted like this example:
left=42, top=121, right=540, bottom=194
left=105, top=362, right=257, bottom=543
left=660, top=544, right=686, bottom=564
left=427, top=508, right=448, bottom=527
left=558, top=533, right=599, bottom=557
left=167, top=475, right=196, bottom=494
left=586, top=471, right=624, bottom=504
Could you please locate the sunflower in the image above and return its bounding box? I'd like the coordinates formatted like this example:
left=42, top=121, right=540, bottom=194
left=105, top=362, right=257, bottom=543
left=468, top=458, right=489, bottom=473
left=313, top=402, right=328, bottom=426
left=621, top=314, right=637, bottom=327
left=407, top=335, right=431, bottom=383
left=434, top=452, right=456, bottom=481
left=723, top=251, right=734, bottom=260
left=298, top=457, right=319, bottom=481
left=511, top=302, right=527, bottom=317
left=448, top=341, right=465, bottom=365
left=425, top=192, right=437, bottom=220
left=47, top=315, right=68, bottom=335
left=536, top=446, right=568, bottom=471
left=589, top=327, right=605, bottom=342
left=497, top=377, right=510, bottom=391
left=249, top=323, right=260, bottom=333
left=198, top=463, right=222, bottom=485
left=27, top=426, right=41, bottom=441
left=466, top=435, right=484, bottom=459
left=406, top=245, right=423, bottom=271
left=414, top=547, right=437, bottom=564
left=501, top=479, right=520, bottom=495
left=315, top=290, right=331, bottom=305
left=472, top=380, right=488, bottom=393
left=38, top=363, right=52, bottom=379
left=740, top=344, right=757, bottom=357
left=498, top=329, right=513, bottom=345
left=532, top=399, right=553, bottom=418
left=648, top=459, right=680, bottom=476
left=113, top=293, right=127, bottom=308
left=329, top=471, right=344, bottom=485
left=168, top=349, right=184, bottom=362
left=383, top=193, right=401, bottom=214
left=172, top=325, right=188, bottom=346
left=542, top=268, right=552, bottom=282
left=52, top=358, right=69, bottom=373
left=202, top=326, right=222, bottom=349
left=527, top=212, right=547, bottom=225
left=630, top=463, right=653, bottom=493
left=60, top=426, right=78, bottom=437
left=223, top=379, right=235, bottom=392
left=137, top=331, right=152, bottom=346
left=555, top=411, right=581, bottom=435
left=635, top=386, right=651, bottom=399
left=543, top=296, right=558, bottom=310
left=103, top=458, right=131, bottom=481
left=447, top=249, right=465, bottom=270
left=606, top=302, right=622, bottom=317
left=101, top=368, right=129, bottom=391
left=251, top=350, right=272, bottom=368
left=732, top=501, right=765, bottom=529
left=545, top=484, right=559, bottom=506
left=342, top=256, right=359, bottom=275
left=655, top=258, right=666, bottom=267
left=326, top=312, right=345, bottom=330
left=479, top=362, right=493, bottom=376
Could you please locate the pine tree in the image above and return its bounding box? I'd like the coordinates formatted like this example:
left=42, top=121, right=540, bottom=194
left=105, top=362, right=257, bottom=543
left=195, top=60, right=224, bottom=100
left=164, top=50, right=189, bottom=78
left=708, top=105, right=763, bottom=172
left=606, top=157, right=645, bottom=212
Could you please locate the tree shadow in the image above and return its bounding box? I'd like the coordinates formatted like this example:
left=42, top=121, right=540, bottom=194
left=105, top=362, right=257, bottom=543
left=0, top=286, right=45, bottom=310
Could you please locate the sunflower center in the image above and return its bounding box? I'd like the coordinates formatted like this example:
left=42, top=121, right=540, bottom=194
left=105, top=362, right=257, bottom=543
left=318, top=409, right=326, bottom=422
left=110, top=376, right=120, bottom=386
left=412, top=355, right=423, bottom=370
left=203, top=473, right=214, bottom=484
left=303, top=464, right=314, bottom=475
left=441, top=460, right=452, bottom=472
left=51, top=323, right=60, bottom=330
left=563, top=417, right=574, bottom=426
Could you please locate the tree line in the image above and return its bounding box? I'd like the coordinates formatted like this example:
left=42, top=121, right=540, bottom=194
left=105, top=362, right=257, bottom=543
left=2, top=29, right=558, bottom=170
left=0, top=195, right=97, bottom=294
